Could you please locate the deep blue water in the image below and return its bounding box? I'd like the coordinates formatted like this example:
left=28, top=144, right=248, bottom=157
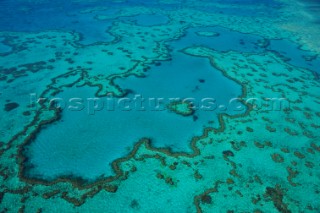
left=1, top=0, right=319, bottom=73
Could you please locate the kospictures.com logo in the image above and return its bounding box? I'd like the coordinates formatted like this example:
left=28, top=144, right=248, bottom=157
left=30, top=93, right=290, bottom=115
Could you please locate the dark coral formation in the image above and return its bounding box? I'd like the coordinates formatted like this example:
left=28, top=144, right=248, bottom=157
left=201, top=194, right=212, bottom=204
left=4, top=102, right=19, bottom=111
left=265, top=185, right=291, bottom=213
left=271, top=153, right=284, bottom=163
left=130, top=199, right=140, bottom=209
left=223, top=150, right=235, bottom=157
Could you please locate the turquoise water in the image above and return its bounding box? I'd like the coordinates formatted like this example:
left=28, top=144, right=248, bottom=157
left=1, top=0, right=320, bottom=212
left=24, top=46, right=243, bottom=181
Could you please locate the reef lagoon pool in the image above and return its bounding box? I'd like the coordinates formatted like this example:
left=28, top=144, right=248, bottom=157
left=0, top=0, right=320, bottom=212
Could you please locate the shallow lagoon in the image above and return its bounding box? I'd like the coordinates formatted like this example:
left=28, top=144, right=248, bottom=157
left=25, top=45, right=244, bottom=181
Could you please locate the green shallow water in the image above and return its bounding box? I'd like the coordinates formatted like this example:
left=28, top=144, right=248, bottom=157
left=0, top=0, right=320, bottom=212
